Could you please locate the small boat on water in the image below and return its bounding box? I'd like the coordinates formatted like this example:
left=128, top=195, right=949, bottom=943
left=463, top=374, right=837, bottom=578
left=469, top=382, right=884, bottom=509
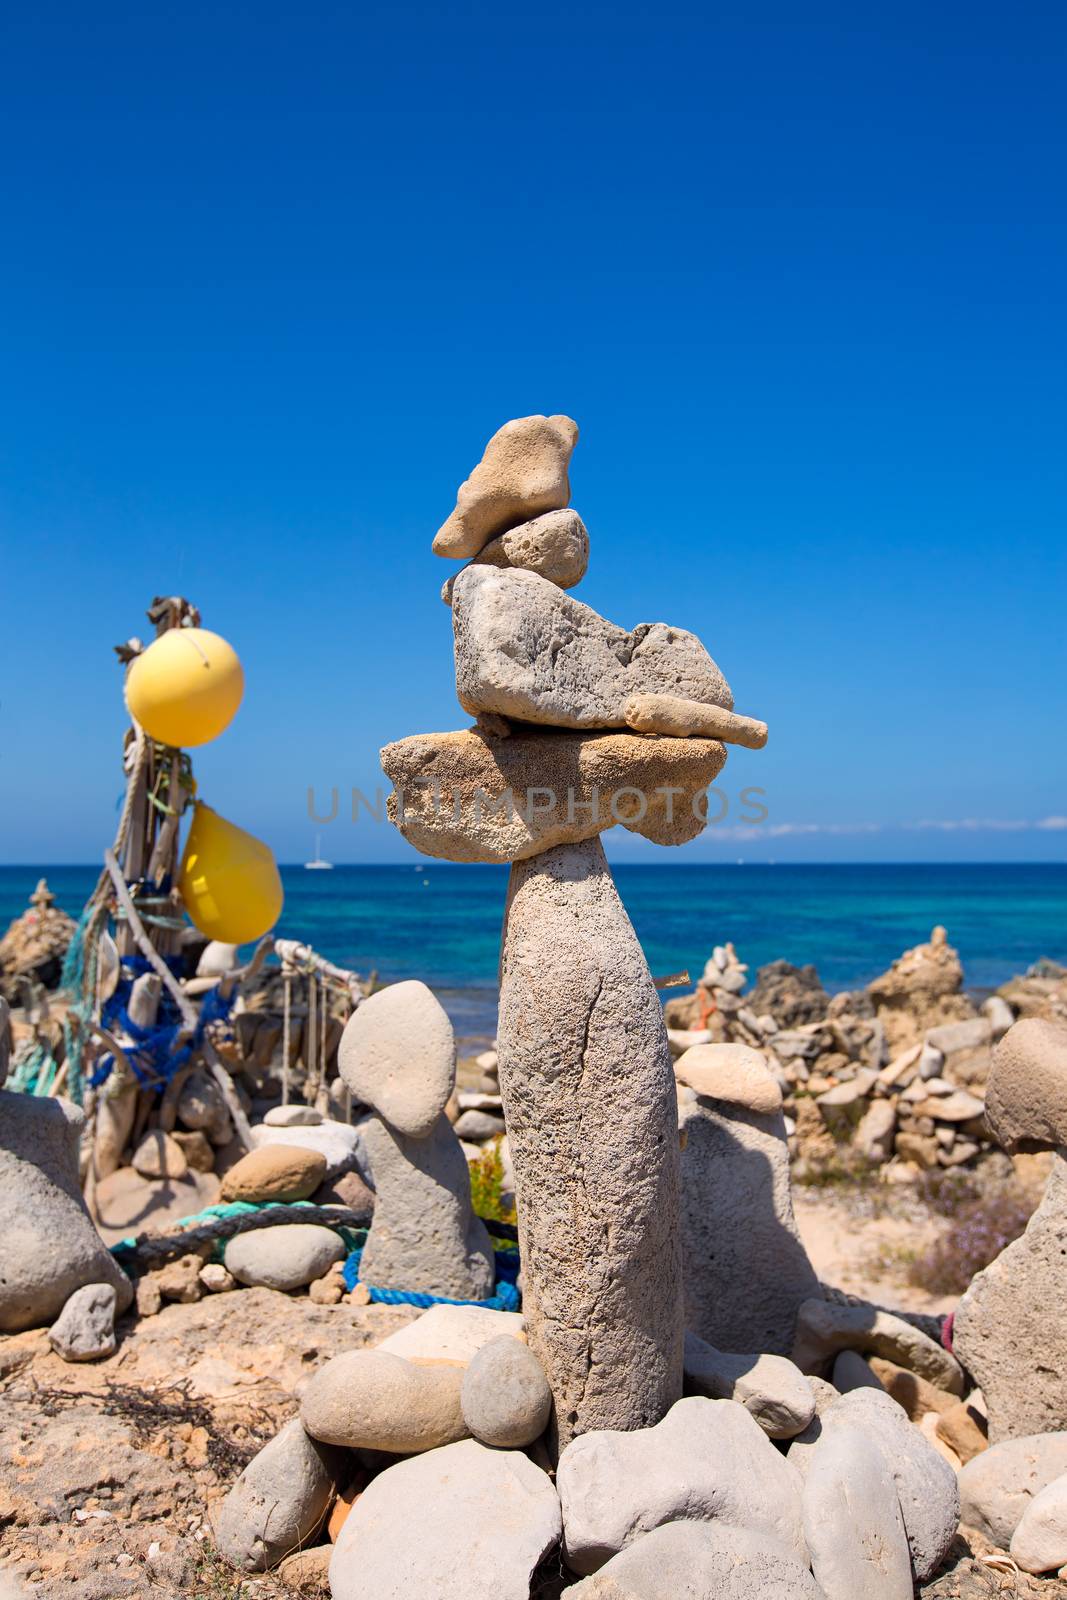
left=304, top=834, right=333, bottom=871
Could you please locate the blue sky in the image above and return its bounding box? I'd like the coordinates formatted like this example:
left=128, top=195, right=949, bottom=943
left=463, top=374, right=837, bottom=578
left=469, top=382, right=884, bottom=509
left=2, top=2, right=1065, bottom=865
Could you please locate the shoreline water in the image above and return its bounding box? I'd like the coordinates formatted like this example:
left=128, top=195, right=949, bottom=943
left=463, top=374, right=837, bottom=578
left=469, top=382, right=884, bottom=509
left=4, top=861, right=1066, bottom=1044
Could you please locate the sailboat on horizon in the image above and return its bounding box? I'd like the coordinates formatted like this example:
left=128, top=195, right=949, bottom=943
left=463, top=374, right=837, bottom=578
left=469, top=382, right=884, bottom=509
left=304, top=833, right=333, bottom=871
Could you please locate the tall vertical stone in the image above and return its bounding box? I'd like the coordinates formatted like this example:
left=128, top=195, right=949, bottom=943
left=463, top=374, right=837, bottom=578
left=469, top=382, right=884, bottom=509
left=497, top=836, right=683, bottom=1451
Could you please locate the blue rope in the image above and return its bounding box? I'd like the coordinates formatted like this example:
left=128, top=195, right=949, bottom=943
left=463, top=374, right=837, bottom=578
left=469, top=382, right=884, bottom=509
left=89, top=957, right=237, bottom=1092
left=342, top=1247, right=521, bottom=1312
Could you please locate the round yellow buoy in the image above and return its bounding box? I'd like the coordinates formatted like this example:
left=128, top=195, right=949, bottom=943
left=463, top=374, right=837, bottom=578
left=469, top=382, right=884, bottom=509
left=125, top=628, right=244, bottom=748
left=178, top=803, right=283, bottom=944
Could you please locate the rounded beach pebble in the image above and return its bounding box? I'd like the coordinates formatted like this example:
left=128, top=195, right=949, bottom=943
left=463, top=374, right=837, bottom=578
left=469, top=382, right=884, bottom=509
left=301, top=1348, right=468, bottom=1453
left=219, top=1144, right=327, bottom=1204
left=460, top=1334, right=552, bottom=1447
left=224, top=1223, right=344, bottom=1291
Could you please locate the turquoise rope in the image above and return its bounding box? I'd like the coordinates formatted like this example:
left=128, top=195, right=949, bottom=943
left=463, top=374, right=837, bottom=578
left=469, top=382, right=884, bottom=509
left=341, top=1246, right=521, bottom=1312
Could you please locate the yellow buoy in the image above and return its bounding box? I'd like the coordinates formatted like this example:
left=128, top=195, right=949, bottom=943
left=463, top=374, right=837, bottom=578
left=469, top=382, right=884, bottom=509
left=125, top=628, right=244, bottom=748
left=178, top=803, right=283, bottom=944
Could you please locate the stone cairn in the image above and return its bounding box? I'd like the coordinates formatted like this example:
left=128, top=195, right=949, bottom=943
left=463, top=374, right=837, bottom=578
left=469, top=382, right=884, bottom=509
left=205, top=418, right=971, bottom=1596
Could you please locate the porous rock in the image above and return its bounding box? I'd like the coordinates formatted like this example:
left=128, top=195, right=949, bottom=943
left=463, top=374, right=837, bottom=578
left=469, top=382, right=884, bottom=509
left=867, top=1355, right=957, bottom=1418
left=224, top=1223, right=345, bottom=1292
left=557, top=1396, right=806, bottom=1577
left=565, top=1520, right=821, bottom=1599
left=683, top=1331, right=815, bottom=1439
left=802, top=1424, right=913, bottom=1599
left=442, top=507, right=589, bottom=602
left=433, top=413, right=578, bottom=559
left=958, top=1432, right=1067, bottom=1549
left=453, top=564, right=733, bottom=729
left=788, top=1385, right=960, bottom=1582
left=953, top=1152, right=1067, bottom=1439
left=338, top=979, right=455, bottom=1138
left=0, top=1091, right=133, bottom=1331
left=1011, top=1472, right=1067, bottom=1574
left=381, top=726, right=726, bottom=864
left=219, top=1143, right=327, bottom=1204
left=985, top=1017, right=1067, bottom=1152
left=48, top=1282, right=118, bottom=1362
left=460, top=1334, right=552, bottom=1447
left=301, top=1348, right=467, bottom=1453
left=213, top=1418, right=339, bottom=1571
left=497, top=837, right=683, bottom=1449
left=328, top=1437, right=562, bottom=1600
left=357, top=1112, right=494, bottom=1300
left=792, top=1296, right=963, bottom=1394
left=674, top=1042, right=782, bottom=1114
left=680, top=1098, right=819, bottom=1355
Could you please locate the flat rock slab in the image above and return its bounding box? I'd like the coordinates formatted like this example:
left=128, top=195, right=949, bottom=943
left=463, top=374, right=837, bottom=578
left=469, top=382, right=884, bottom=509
left=434, top=413, right=578, bottom=559
left=566, top=1520, right=821, bottom=1599
left=381, top=726, right=726, bottom=863
left=680, top=1098, right=819, bottom=1355
left=557, top=1396, right=806, bottom=1577
left=329, top=1437, right=562, bottom=1599
left=954, top=1151, right=1067, bottom=1439
left=250, top=1118, right=366, bottom=1180
left=497, top=837, right=683, bottom=1450
left=452, top=565, right=733, bottom=728
left=377, top=1303, right=526, bottom=1364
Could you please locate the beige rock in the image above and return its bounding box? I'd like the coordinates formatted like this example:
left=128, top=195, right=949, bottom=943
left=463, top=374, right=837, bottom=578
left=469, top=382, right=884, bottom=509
left=93, top=1165, right=221, bottom=1246
left=867, top=925, right=975, bottom=1052
left=673, top=1042, right=782, bottom=1114
left=155, top=1252, right=206, bottom=1304
left=623, top=691, right=768, bottom=750
left=198, top=1262, right=236, bottom=1293
left=382, top=726, right=726, bottom=865
left=910, top=1089, right=986, bottom=1122
left=219, top=1143, right=327, bottom=1204
left=301, top=1348, right=467, bottom=1452
left=276, top=1545, right=332, bottom=1593
left=918, top=1409, right=963, bottom=1469
left=442, top=507, right=589, bottom=603
left=936, top=1397, right=988, bottom=1463
left=985, top=1018, right=1067, bottom=1152
left=453, top=565, right=735, bottom=730
left=131, top=1130, right=188, bottom=1179
left=958, top=1432, right=1067, bottom=1548
left=1011, top=1473, right=1067, bottom=1573
left=434, top=414, right=578, bottom=559
left=498, top=837, right=683, bottom=1451
left=792, top=1298, right=964, bottom=1394
left=338, top=979, right=455, bottom=1138
left=868, top=1356, right=957, bottom=1418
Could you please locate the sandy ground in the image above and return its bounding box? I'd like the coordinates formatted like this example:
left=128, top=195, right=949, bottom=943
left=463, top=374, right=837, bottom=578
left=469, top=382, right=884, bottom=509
left=794, top=1184, right=959, bottom=1317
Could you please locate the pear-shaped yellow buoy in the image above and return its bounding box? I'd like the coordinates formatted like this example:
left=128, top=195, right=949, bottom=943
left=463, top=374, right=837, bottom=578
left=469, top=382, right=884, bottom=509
left=178, top=803, right=283, bottom=944
left=125, top=628, right=244, bottom=748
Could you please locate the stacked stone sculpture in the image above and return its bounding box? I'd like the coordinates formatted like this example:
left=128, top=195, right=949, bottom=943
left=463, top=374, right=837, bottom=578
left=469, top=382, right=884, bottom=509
left=386, top=414, right=768, bottom=1450
left=337, top=979, right=493, bottom=1299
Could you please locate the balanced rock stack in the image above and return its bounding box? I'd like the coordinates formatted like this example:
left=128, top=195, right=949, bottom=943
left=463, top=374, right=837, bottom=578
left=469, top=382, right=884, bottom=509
left=383, top=414, right=770, bottom=1452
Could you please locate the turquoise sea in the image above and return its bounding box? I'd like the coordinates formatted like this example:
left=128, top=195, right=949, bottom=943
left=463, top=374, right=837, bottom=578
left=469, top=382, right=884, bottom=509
left=4, top=862, right=1066, bottom=1045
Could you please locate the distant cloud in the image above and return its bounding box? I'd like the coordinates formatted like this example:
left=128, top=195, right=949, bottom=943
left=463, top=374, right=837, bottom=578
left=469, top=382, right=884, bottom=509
left=709, top=816, right=1067, bottom=840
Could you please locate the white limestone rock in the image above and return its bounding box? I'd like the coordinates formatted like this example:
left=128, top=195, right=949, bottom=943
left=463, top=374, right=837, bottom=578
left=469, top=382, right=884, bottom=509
left=958, top=1432, right=1067, bottom=1549
left=1011, top=1472, right=1067, bottom=1573
left=377, top=1303, right=526, bottom=1364
left=213, top=1418, right=339, bottom=1571
left=565, top=1520, right=820, bottom=1599
left=802, top=1424, right=912, bottom=1599
left=557, top=1396, right=806, bottom=1577
left=683, top=1331, right=815, bottom=1439
left=47, top=1282, right=118, bottom=1363
left=329, top=1438, right=562, bottom=1600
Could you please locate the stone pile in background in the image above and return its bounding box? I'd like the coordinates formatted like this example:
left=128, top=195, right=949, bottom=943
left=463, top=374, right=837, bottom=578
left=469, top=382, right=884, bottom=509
left=664, top=926, right=1054, bottom=1177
